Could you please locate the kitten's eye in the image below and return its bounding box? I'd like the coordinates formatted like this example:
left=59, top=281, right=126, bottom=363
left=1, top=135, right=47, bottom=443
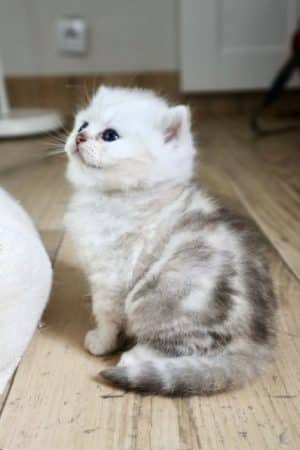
left=101, top=128, right=120, bottom=142
left=78, top=121, right=89, bottom=133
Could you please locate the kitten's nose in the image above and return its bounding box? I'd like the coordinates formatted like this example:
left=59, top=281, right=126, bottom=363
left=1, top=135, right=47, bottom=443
left=76, top=132, right=87, bottom=145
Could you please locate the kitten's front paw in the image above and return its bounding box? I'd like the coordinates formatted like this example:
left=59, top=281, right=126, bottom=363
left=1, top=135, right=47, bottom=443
left=84, top=328, right=117, bottom=356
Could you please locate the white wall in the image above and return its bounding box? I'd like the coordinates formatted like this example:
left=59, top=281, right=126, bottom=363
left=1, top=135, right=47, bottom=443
left=0, top=0, right=177, bottom=76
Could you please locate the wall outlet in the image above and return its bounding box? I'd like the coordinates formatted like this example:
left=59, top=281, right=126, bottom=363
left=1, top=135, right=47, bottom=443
left=56, top=17, right=88, bottom=55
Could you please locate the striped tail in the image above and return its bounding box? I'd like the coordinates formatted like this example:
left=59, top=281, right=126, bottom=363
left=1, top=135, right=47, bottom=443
left=100, top=346, right=271, bottom=396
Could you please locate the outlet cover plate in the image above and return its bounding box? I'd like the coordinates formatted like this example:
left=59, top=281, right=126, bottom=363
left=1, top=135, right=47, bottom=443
left=57, top=17, right=88, bottom=55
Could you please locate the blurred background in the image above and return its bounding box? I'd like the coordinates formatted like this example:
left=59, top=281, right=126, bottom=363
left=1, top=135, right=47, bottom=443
left=0, top=0, right=299, bottom=123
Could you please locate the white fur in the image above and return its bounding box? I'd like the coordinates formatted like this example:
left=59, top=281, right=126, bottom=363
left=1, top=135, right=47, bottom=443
left=0, top=188, right=52, bottom=392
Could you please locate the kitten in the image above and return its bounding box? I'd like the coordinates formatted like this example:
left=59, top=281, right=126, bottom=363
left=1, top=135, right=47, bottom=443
left=64, top=86, right=277, bottom=396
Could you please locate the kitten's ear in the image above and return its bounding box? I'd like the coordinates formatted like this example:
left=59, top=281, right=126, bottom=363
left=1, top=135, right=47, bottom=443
left=94, top=85, right=108, bottom=101
left=163, top=105, right=191, bottom=144
left=98, top=85, right=109, bottom=96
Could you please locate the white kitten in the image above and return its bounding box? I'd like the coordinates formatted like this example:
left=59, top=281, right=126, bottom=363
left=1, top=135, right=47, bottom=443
left=65, top=86, right=276, bottom=396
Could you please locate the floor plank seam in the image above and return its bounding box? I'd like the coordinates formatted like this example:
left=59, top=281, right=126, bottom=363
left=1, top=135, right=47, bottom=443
left=0, top=368, right=18, bottom=420
left=51, top=230, right=66, bottom=266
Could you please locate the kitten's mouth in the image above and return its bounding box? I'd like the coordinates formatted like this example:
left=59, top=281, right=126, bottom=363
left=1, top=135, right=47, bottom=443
left=73, top=145, right=101, bottom=170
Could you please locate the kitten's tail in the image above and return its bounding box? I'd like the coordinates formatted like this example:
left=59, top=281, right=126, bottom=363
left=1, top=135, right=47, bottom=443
left=100, top=345, right=271, bottom=396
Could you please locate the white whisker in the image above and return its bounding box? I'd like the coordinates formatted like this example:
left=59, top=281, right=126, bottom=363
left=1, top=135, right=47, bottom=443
left=46, top=149, right=66, bottom=157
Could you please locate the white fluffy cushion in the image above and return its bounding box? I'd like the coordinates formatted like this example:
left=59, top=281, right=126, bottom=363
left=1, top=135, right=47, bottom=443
left=0, top=188, right=52, bottom=393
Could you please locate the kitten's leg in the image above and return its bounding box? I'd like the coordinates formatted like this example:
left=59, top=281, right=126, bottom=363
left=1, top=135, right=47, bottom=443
left=84, top=322, right=120, bottom=356
left=85, top=293, right=123, bottom=356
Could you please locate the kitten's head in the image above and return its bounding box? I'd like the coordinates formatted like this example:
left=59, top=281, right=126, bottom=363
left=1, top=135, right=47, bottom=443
left=65, top=86, right=195, bottom=191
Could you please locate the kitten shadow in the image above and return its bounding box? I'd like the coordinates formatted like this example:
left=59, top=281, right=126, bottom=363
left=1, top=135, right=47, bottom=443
left=39, top=259, right=93, bottom=352
left=39, top=258, right=132, bottom=363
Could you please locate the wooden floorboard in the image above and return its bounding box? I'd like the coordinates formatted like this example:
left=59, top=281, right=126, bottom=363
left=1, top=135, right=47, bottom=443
left=199, top=118, right=300, bottom=280
left=0, top=118, right=299, bottom=449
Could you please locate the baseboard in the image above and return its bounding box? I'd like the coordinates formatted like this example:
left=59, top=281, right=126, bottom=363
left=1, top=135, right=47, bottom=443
left=5, top=72, right=300, bottom=120
left=5, top=72, right=180, bottom=121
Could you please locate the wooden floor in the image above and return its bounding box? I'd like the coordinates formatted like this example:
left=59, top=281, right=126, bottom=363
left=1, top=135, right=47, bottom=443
left=0, top=117, right=299, bottom=450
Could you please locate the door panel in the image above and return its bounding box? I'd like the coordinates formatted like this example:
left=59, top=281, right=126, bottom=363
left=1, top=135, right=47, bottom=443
left=179, top=0, right=300, bottom=91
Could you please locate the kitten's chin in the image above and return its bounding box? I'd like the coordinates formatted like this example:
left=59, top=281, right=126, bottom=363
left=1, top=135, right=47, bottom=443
left=79, top=159, right=101, bottom=170
left=66, top=159, right=102, bottom=189
left=72, top=151, right=102, bottom=170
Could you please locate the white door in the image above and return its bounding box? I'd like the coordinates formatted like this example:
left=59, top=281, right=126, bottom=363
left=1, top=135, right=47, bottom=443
left=179, top=0, right=300, bottom=92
